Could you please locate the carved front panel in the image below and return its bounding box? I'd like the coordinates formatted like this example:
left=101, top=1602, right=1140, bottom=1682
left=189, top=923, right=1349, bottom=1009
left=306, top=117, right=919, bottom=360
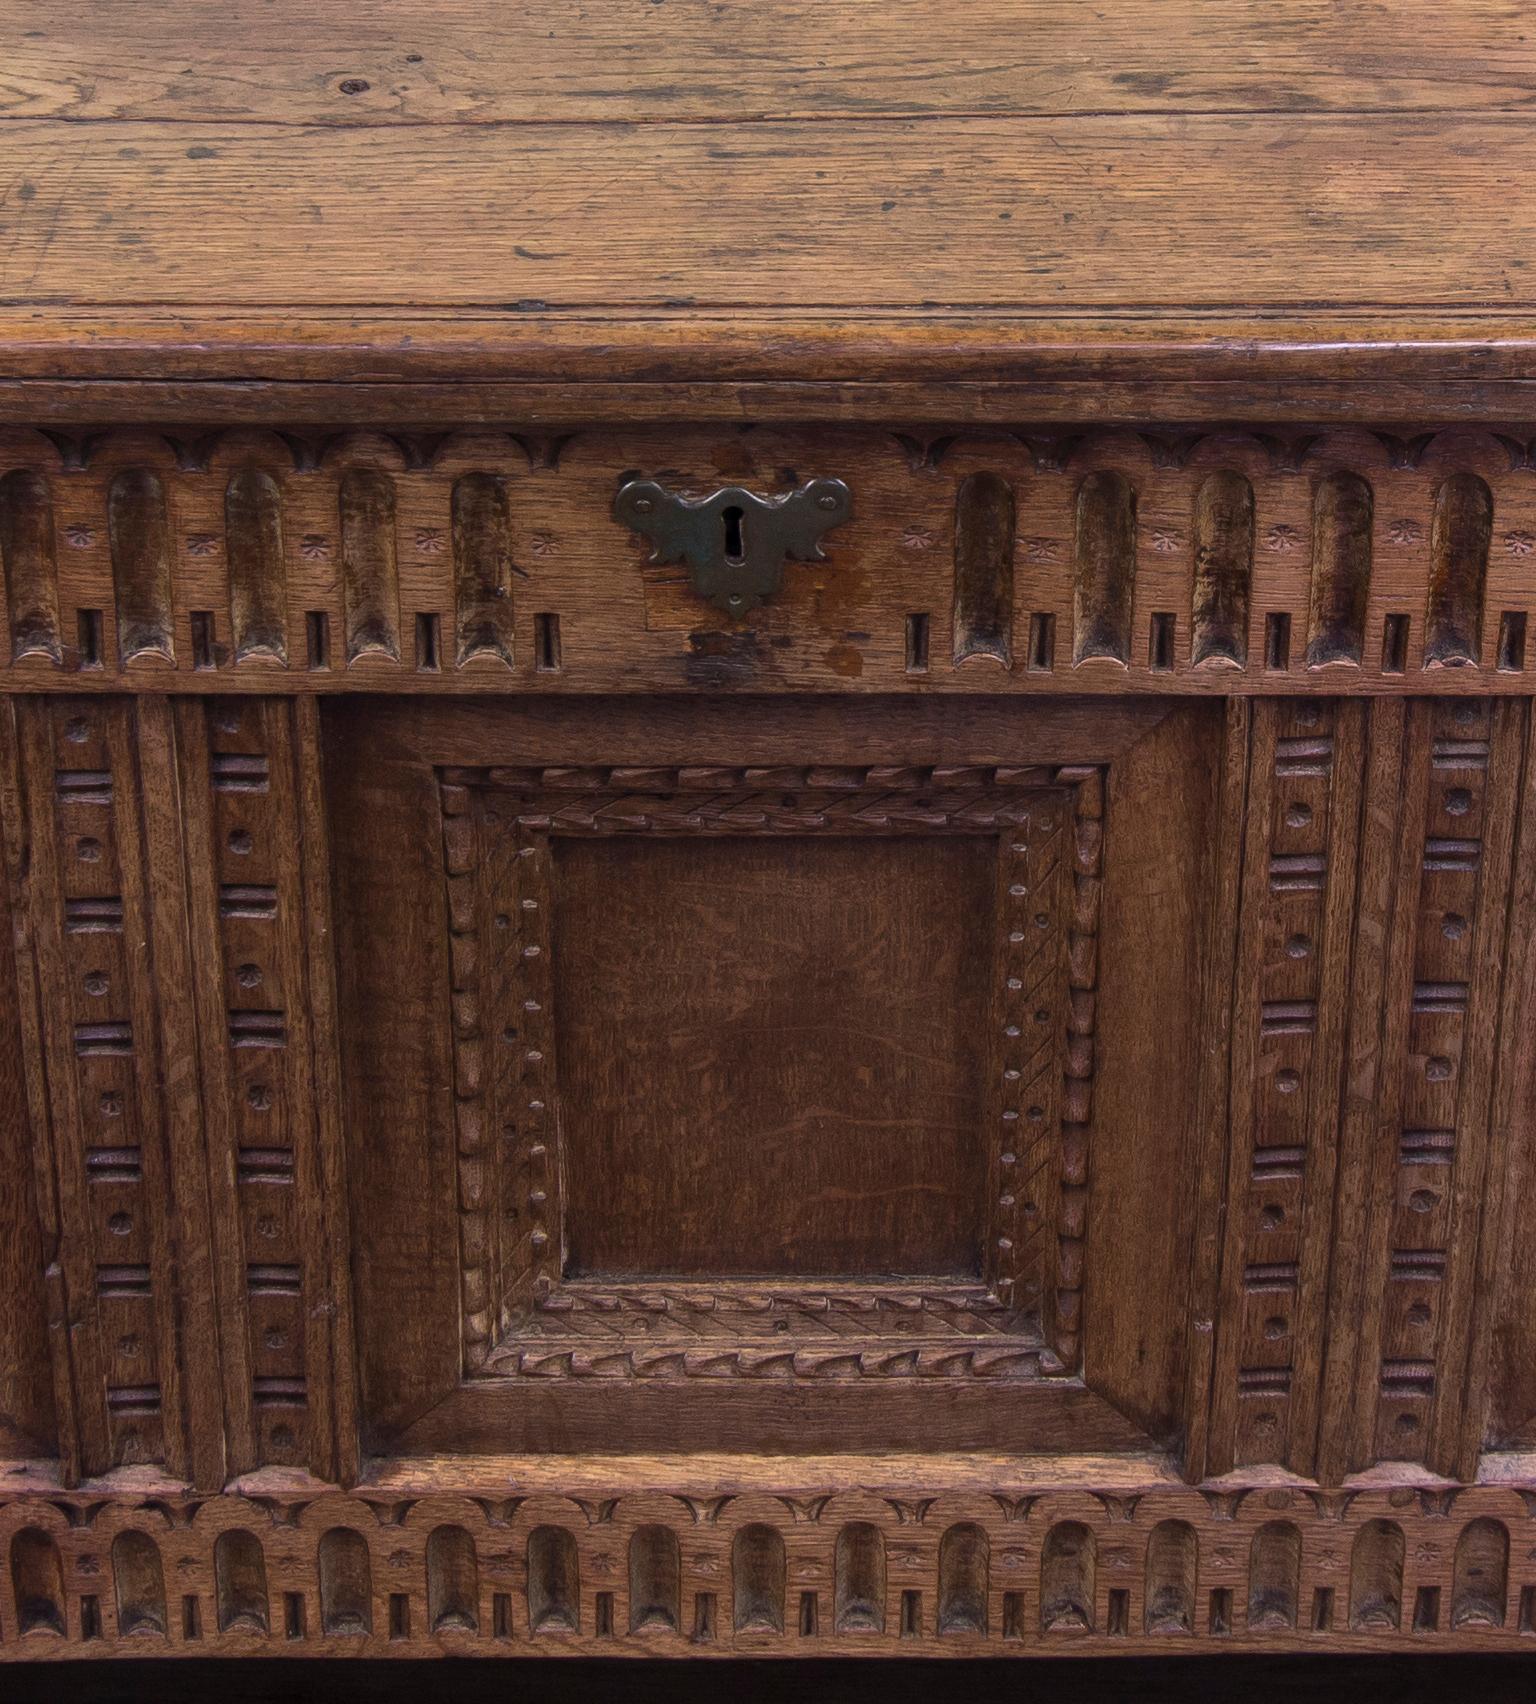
left=318, top=696, right=1208, bottom=1461
left=2, top=548, right=1536, bottom=1662
left=435, top=763, right=1099, bottom=1386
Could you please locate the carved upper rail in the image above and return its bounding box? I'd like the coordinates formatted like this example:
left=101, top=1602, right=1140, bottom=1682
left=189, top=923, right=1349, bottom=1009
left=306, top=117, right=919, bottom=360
left=2, top=425, right=1536, bottom=694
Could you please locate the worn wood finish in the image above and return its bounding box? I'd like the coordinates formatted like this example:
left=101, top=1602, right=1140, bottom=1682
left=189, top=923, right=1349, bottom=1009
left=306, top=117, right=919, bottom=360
left=4, top=426, right=1536, bottom=696
left=10, top=0, right=1536, bottom=1671
left=10, top=116, right=1536, bottom=320
left=4, top=1464, right=1536, bottom=1656
left=11, top=0, right=1536, bottom=125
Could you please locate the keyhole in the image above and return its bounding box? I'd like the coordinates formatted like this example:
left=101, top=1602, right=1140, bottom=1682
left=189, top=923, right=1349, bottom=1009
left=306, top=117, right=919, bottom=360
left=722, top=504, right=745, bottom=564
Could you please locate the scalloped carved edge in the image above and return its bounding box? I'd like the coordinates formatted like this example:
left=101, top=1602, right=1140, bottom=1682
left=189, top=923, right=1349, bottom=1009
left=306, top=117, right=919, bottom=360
left=2, top=424, right=1536, bottom=693
left=1, top=1474, right=1534, bottom=1657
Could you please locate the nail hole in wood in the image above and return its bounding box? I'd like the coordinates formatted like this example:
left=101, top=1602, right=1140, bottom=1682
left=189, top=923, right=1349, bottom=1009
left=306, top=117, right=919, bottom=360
left=77, top=608, right=103, bottom=670
left=1413, top=1585, right=1440, bottom=1633
left=535, top=612, right=562, bottom=672
left=1027, top=611, right=1056, bottom=672
left=191, top=610, right=216, bottom=670
left=1264, top=612, right=1291, bottom=672
left=1381, top=612, right=1409, bottom=675
left=305, top=610, right=330, bottom=671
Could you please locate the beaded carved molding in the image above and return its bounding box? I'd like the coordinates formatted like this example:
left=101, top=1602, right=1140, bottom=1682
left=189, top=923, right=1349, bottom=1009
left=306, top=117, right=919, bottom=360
left=437, top=763, right=1104, bottom=1381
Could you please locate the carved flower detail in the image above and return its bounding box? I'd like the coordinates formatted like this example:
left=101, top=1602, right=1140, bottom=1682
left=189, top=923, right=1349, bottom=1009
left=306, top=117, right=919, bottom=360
left=64, top=523, right=96, bottom=548
left=1315, top=1549, right=1340, bottom=1571
left=415, top=528, right=445, bottom=553
left=387, top=1549, right=412, bottom=1570
left=1265, top=525, right=1301, bottom=552
left=901, top=526, right=935, bottom=551
left=300, top=534, right=332, bottom=560
left=1505, top=530, right=1536, bottom=557
left=1150, top=526, right=1185, bottom=553
left=530, top=531, right=558, bottom=558
left=1022, top=536, right=1061, bottom=562
left=184, top=532, right=219, bottom=557
left=1415, top=1543, right=1441, bottom=1565
left=1389, top=519, right=1424, bottom=546
left=76, top=1554, right=101, bottom=1576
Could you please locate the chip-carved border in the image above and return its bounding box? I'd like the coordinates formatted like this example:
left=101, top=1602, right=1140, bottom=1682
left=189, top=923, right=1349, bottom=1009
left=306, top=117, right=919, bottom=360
left=438, top=764, right=1103, bottom=1381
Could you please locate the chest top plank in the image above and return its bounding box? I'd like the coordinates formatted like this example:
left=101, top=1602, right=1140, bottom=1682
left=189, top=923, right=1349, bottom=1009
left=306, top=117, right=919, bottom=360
left=3, top=0, right=1536, bottom=384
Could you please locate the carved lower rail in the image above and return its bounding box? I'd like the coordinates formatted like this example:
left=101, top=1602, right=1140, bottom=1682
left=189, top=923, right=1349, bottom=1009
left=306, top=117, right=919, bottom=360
left=3, top=1469, right=1536, bottom=1658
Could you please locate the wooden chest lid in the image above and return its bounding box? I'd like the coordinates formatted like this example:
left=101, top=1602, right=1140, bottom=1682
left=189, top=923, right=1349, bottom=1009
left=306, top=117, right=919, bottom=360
left=4, top=0, right=1536, bottom=393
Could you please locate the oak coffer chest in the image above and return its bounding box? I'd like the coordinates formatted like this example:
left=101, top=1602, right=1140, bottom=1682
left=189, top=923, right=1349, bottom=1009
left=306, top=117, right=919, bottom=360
left=5, top=0, right=1536, bottom=1670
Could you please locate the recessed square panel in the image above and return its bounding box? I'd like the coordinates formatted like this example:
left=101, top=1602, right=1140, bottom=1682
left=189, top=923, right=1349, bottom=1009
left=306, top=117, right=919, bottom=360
left=552, top=833, right=995, bottom=1279
left=437, top=762, right=1095, bottom=1385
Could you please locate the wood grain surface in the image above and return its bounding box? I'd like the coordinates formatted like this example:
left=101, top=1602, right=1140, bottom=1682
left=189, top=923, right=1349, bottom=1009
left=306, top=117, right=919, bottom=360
left=8, top=0, right=1536, bottom=1672
left=5, top=1, right=1536, bottom=379
left=7, top=0, right=1536, bottom=124
left=3, top=115, right=1536, bottom=316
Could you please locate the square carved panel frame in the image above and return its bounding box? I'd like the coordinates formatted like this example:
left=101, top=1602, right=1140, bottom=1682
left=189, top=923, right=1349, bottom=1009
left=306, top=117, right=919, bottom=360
left=328, top=696, right=1202, bottom=1462
left=436, top=761, right=1104, bottom=1386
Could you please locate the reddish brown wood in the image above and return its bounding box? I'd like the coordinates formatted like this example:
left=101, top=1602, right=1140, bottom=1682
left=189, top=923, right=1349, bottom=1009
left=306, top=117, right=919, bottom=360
left=7, top=0, right=1536, bottom=1669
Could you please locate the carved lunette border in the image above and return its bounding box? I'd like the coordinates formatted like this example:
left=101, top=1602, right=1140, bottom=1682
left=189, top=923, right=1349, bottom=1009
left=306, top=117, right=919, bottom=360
left=438, top=764, right=1104, bottom=1382
left=0, top=1473, right=1531, bottom=1657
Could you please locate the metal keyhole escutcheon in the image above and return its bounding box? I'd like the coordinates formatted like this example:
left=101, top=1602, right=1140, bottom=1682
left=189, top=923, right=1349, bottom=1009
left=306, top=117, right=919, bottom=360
left=613, top=477, right=853, bottom=614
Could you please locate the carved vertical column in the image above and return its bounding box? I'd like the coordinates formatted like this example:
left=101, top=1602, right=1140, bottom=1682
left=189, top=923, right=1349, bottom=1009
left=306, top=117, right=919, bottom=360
left=175, top=696, right=356, bottom=1482
left=1, top=699, right=196, bottom=1479
left=1200, top=696, right=1528, bottom=1485
left=1205, top=699, right=1364, bottom=1477
left=1322, top=698, right=1524, bottom=1481
left=0, top=693, right=354, bottom=1486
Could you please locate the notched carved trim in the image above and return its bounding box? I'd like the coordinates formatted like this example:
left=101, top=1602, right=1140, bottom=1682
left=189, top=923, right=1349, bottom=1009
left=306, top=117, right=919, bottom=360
left=0, top=1477, right=1530, bottom=1657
